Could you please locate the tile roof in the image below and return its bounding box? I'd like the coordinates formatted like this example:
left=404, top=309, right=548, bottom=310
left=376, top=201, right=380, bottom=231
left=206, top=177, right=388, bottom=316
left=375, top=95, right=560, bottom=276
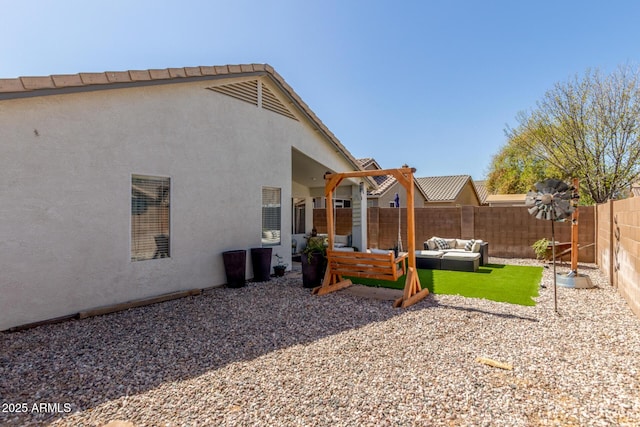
left=0, top=64, right=264, bottom=95
left=0, top=63, right=370, bottom=181
left=355, top=158, right=430, bottom=200
left=416, top=175, right=472, bottom=201
left=369, top=175, right=397, bottom=196
left=473, top=180, right=490, bottom=204
left=355, top=158, right=392, bottom=195
left=357, top=158, right=382, bottom=170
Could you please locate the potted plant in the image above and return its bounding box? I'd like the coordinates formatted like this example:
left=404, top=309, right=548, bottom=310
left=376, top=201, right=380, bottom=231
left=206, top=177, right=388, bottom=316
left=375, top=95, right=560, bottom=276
left=532, top=238, right=550, bottom=261
left=273, top=253, right=288, bottom=277
left=301, top=235, right=327, bottom=288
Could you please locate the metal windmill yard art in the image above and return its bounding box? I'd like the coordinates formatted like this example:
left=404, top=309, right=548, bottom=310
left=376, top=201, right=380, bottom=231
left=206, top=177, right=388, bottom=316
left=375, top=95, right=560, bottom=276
left=525, top=178, right=577, bottom=313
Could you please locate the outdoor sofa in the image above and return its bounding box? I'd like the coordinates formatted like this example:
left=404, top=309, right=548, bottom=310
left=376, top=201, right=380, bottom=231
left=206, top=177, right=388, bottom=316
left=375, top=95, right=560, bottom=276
left=415, top=237, right=489, bottom=272
left=314, top=233, right=352, bottom=249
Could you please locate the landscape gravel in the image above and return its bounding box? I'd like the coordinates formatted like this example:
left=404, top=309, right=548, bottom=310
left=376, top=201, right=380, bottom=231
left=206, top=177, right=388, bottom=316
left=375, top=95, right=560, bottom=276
left=1, top=258, right=639, bottom=426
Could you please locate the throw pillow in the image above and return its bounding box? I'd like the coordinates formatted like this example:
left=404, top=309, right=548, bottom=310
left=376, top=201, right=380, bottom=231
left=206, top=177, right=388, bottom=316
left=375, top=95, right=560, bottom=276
left=471, top=241, right=482, bottom=253
left=433, top=237, right=450, bottom=250
left=464, top=239, right=475, bottom=251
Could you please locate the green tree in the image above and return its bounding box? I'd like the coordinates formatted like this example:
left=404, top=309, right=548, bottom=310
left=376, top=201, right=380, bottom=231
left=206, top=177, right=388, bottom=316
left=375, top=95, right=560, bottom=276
left=490, top=66, right=640, bottom=203
left=486, top=127, right=560, bottom=194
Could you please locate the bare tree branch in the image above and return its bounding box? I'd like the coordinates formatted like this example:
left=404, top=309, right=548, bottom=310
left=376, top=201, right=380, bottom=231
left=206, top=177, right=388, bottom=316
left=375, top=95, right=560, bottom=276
left=498, top=65, right=640, bottom=203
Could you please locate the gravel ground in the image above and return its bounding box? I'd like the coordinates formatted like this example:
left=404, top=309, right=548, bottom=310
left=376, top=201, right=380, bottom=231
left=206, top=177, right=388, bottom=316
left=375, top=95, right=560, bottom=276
left=1, top=258, right=639, bottom=427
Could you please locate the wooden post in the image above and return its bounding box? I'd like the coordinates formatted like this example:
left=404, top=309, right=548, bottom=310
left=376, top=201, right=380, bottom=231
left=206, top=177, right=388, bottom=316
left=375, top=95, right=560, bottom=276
left=326, top=186, right=334, bottom=251
left=594, top=201, right=599, bottom=268
left=571, top=178, right=579, bottom=272
left=405, top=168, right=417, bottom=272
left=609, top=199, right=615, bottom=287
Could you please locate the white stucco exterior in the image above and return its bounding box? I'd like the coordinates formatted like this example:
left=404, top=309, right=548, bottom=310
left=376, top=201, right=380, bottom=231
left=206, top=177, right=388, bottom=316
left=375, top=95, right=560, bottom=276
left=0, top=68, right=362, bottom=330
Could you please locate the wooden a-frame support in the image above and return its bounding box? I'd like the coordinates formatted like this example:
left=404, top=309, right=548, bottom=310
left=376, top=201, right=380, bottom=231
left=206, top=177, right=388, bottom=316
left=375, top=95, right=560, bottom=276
left=311, top=167, right=430, bottom=308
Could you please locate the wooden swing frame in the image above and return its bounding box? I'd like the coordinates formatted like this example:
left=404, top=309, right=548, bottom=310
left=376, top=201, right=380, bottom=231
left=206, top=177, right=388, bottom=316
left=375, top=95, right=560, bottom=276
left=311, top=167, right=430, bottom=308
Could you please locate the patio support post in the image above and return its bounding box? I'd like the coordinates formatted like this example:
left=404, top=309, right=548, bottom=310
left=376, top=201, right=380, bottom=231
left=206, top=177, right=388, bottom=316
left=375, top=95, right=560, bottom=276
left=305, top=197, right=314, bottom=235
left=351, top=182, right=367, bottom=252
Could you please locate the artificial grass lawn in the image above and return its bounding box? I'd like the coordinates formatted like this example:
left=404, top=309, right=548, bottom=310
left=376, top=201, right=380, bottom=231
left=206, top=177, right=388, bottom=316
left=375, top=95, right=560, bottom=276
left=350, top=264, right=543, bottom=306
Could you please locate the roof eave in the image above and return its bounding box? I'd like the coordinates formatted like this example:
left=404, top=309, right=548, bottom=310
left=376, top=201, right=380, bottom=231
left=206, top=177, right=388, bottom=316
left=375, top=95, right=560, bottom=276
left=0, top=63, right=374, bottom=186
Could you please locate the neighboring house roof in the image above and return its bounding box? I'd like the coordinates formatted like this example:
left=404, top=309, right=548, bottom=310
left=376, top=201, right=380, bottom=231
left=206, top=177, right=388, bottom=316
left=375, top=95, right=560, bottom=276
left=485, top=194, right=527, bottom=206
left=356, top=158, right=429, bottom=200
left=416, top=175, right=478, bottom=202
left=474, top=180, right=490, bottom=205
left=0, top=63, right=369, bottom=181
left=369, top=175, right=397, bottom=196
left=356, top=158, right=394, bottom=196
left=358, top=158, right=383, bottom=171
left=631, top=182, right=640, bottom=197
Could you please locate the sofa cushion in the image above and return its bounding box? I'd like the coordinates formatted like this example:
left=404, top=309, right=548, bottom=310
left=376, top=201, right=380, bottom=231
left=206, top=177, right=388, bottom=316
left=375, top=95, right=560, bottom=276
left=441, top=251, right=481, bottom=260
left=415, top=250, right=444, bottom=259
left=454, top=239, right=467, bottom=250
left=425, top=239, right=437, bottom=250
left=369, top=248, right=393, bottom=255
left=445, top=248, right=468, bottom=253
left=334, top=234, right=349, bottom=245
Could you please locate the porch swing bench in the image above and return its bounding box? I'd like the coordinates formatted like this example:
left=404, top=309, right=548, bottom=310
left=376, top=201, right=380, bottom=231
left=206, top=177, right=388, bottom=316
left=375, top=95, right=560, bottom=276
left=326, top=249, right=408, bottom=282
left=311, top=167, right=430, bottom=308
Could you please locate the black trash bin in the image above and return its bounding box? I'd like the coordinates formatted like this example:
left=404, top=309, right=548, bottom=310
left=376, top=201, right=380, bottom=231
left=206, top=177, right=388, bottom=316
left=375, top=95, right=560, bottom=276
left=251, top=247, right=272, bottom=282
left=222, top=250, right=246, bottom=288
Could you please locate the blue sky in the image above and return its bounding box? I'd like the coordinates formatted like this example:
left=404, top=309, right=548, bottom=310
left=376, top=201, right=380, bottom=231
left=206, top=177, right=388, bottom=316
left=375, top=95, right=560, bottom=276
left=3, top=0, right=640, bottom=180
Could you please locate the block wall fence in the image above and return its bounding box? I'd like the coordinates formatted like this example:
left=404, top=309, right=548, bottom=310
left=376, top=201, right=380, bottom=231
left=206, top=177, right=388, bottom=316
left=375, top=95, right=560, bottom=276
left=314, top=206, right=596, bottom=261
left=596, top=198, right=640, bottom=319
left=314, top=203, right=640, bottom=319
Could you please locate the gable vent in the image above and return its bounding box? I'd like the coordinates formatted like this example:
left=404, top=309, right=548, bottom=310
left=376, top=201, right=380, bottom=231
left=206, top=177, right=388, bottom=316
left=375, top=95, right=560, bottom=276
left=208, top=80, right=258, bottom=106
left=207, top=80, right=298, bottom=121
left=261, top=84, right=298, bottom=121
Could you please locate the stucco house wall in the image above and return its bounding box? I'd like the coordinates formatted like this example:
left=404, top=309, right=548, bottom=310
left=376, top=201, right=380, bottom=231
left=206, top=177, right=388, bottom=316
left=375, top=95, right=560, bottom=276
left=456, top=182, right=481, bottom=206
left=374, top=182, right=426, bottom=207
left=0, top=66, right=360, bottom=330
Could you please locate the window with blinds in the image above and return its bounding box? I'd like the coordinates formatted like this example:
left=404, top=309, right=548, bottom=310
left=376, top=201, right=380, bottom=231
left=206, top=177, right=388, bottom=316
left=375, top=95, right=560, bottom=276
left=261, top=187, right=281, bottom=247
left=131, top=175, right=170, bottom=261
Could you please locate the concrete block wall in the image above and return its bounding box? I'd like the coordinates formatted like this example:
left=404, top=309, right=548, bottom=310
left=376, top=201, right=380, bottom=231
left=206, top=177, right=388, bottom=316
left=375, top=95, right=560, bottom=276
left=474, top=206, right=595, bottom=261
left=314, top=206, right=595, bottom=261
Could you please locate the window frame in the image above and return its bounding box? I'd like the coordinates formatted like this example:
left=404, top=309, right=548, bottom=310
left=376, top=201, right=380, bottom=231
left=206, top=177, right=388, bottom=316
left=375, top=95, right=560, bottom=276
left=131, top=174, right=171, bottom=261
left=261, top=186, right=281, bottom=247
